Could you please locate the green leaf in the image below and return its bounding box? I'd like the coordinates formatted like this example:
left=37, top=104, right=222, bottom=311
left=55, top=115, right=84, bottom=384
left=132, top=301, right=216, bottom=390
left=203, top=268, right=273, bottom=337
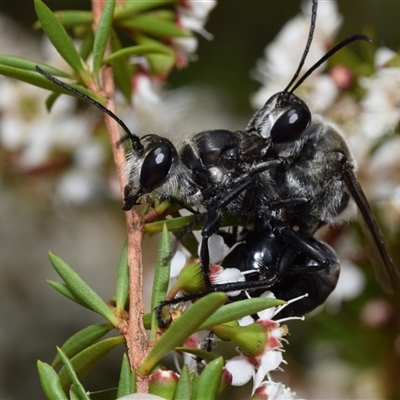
left=33, top=0, right=89, bottom=81
left=50, top=10, right=93, bottom=28
left=115, top=240, right=129, bottom=316
left=0, top=64, right=70, bottom=91
left=48, top=252, right=120, bottom=326
left=37, top=360, right=68, bottom=400
left=102, top=44, right=171, bottom=65
left=151, top=224, right=172, bottom=311
left=52, top=323, right=114, bottom=367
left=129, top=33, right=175, bottom=76
left=150, top=224, right=172, bottom=341
left=58, top=336, right=125, bottom=391
left=193, top=357, right=224, bottom=400
left=139, top=292, right=227, bottom=376
left=57, top=348, right=89, bottom=399
left=174, top=347, right=221, bottom=363
left=145, top=215, right=198, bottom=234
left=69, top=386, right=80, bottom=400
left=0, top=56, right=70, bottom=77
left=143, top=313, right=152, bottom=330
left=79, top=26, right=94, bottom=61
left=117, top=15, right=191, bottom=38
left=117, top=353, right=136, bottom=398
left=109, top=30, right=132, bottom=102
left=190, top=373, right=198, bottom=398
left=114, top=0, right=176, bottom=20
left=47, top=280, right=90, bottom=310
left=199, top=297, right=285, bottom=330
left=45, top=92, right=61, bottom=111
left=92, top=0, right=115, bottom=80
left=174, top=365, right=191, bottom=400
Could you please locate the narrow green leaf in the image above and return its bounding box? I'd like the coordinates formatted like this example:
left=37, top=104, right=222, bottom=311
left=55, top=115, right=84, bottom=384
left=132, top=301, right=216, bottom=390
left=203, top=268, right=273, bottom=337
left=34, top=10, right=93, bottom=29
left=79, top=27, right=94, bottom=61
left=58, top=336, right=125, bottom=391
left=52, top=10, right=93, bottom=28
left=193, top=357, right=223, bottom=400
left=34, top=0, right=88, bottom=80
left=0, top=56, right=70, bottom=77
left=114, top=0, right=175, bottom=20
left=0, top=64, right=70, bottom=91
left=128, top=33, right=175, bottom=76
left=145, top=215, right=198, bottom=234
left=109, top=30, right=132, bottom=102
left=139, top=292, right=227, bottom=376
left=143, top=313, right=152, bottom=330
left=92, top=0, right=115, bottom=80
left=0, top=64, right=105, bottom=108
left=150, top=224, right=172, bottom=341
left=117, top=353, right=136, bottom=398
left=190, top=373, right=198, bottom=399
left=115, top=240, right=129, bottom=316
left=151, top=224, right=172, bottom=311
left=57, top=348, right=89, bottom=399
left=48, top=252, right=120, bottom=326
left=174, top=347, right=221, bottom=363
left=52, top=323, right=114, bottom=367
left=37, top=360, right=68, bottom=400
left=199, top=297, right=285, bottom=330
left=102, top=44, right=171, bottom=65
left=174, top=365, right=191, bottom=400
left=47, top=280, right=91, bottom=310
left=116, top=15, right=191, bottom=38
left=69, top=386, right=81, bottom=400
left=45, top=92, right=61, bottom=111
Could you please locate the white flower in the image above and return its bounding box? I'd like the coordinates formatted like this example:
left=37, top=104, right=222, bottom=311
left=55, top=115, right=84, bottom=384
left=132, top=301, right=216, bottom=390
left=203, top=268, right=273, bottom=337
left=132, top=72, right=163, bottom=112
left=177, top=0, right=216, bottom=39
left=251, top=0, right=342, bottom=112
left=359, top=67, right=400, bottom=139
left=253, top=381, right=296, bottom=400
left=0, top=78, right=95, bottom=168
left=225, top=292, right=304, bottom=390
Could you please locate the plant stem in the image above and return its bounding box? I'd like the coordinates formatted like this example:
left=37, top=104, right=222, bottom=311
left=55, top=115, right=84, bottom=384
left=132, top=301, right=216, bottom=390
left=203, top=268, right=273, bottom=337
left=91, top=0, right=148, bottom=392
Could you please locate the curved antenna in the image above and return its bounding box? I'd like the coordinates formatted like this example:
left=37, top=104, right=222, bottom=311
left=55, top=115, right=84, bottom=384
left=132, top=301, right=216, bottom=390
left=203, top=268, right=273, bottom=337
left=35, top=66, right=143, bottom=152
left=289, top=34, right=372, bottom=94
left=282, top=0, right=318, bottom=94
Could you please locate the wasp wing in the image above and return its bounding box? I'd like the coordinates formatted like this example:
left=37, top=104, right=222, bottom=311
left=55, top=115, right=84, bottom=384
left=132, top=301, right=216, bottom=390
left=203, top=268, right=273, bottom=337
left=343, top=162, right=400, bottom=293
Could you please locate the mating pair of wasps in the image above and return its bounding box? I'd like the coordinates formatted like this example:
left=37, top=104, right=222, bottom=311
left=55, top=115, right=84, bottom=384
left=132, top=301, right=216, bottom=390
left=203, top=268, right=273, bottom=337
left=37, top=0, right=400, bottom=321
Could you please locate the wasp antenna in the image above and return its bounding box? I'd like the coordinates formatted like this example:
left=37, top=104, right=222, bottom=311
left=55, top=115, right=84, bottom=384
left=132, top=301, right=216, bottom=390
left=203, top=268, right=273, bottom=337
left=35, top=66, right=143, bottom=152
left=289, top=34, right=372, bottom=94
left=281, top=0, right=318, bottom=96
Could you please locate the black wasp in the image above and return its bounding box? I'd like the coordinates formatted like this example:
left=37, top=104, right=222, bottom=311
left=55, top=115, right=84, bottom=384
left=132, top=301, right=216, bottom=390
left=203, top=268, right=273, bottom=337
left=36, top=0, right=400, bottom=322
left=221, top=218, right=340, bottom=318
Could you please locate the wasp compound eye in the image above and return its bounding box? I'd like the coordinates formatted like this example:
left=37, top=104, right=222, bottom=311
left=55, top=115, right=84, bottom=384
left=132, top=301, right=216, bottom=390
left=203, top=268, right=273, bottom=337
left=271, top=105, right=311, bottom=144
left=140, top=144, right=174, bottom=191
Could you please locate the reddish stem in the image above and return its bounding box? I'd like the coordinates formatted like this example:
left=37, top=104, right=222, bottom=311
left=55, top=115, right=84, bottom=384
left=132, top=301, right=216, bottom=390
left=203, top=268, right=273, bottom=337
left=91, top=0, right=148, bottom=392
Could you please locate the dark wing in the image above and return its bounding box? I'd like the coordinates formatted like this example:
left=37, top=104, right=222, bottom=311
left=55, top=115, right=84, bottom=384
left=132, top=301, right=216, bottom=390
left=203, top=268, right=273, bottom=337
left=343, top=162, right=400, bottom=294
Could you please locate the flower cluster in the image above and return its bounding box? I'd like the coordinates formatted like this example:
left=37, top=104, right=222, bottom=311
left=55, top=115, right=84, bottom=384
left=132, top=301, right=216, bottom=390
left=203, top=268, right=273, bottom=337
left=169, top=237, right=305, bottom=397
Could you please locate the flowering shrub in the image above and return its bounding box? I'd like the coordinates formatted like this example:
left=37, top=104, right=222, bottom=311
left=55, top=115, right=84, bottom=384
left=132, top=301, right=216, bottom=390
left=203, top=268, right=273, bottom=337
left=1, top=0, right=400, bottom=399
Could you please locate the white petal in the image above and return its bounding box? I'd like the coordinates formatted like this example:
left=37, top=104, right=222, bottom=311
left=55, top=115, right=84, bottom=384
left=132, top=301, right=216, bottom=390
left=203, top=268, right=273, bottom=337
left=260, top=350, right=283, bottom=372
left=238, top=315, right=255, bottom=327
left=207, top=234, right=225, bottom=263
left=225, top=355, right=254, bottom=386
left=170, top=251, right=187, bottom=278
